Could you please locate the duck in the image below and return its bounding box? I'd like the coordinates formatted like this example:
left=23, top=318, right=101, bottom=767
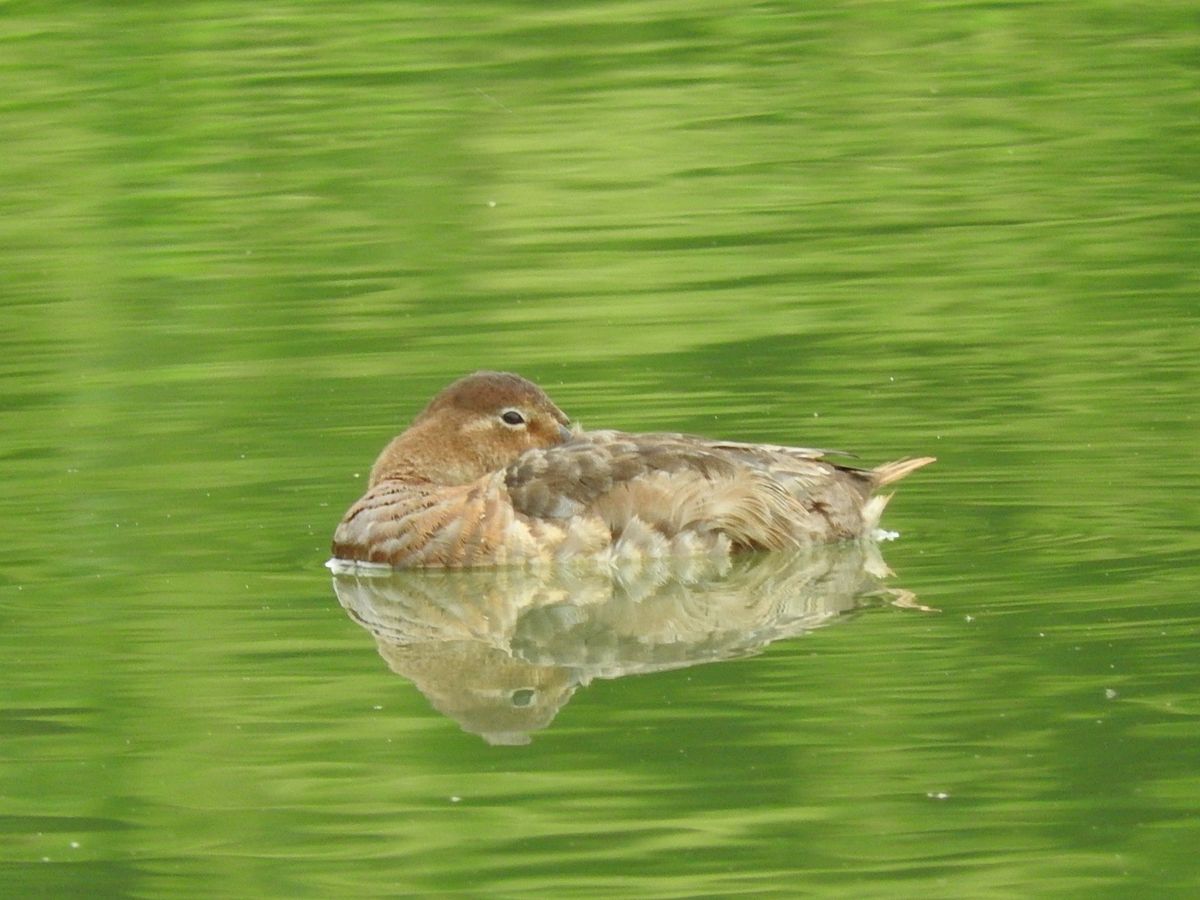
left=330, top=371, right=934, bottom=568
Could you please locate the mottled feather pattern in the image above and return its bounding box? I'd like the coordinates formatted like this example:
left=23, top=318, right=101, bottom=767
left=330, top=372, right=935, bottom=568
left=507, top=430, right=879, bottom=547
left=506, top=433, right=735, bottom=515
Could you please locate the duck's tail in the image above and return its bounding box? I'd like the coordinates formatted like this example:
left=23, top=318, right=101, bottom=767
left=870, top=456, right=937, bottom=488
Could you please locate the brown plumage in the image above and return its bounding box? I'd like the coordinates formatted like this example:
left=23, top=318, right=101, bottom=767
left=330, top=371, right=935, bottom=568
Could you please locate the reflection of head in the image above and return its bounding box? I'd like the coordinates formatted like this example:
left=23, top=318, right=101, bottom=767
left=375, top=639, right=577, bottom=746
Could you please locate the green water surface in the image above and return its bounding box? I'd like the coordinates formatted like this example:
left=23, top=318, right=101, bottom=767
left=2, top=2, right=1197, bottom=897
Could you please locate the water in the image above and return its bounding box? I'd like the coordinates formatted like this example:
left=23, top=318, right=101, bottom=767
left=2, top=2, right=1197, bottom=897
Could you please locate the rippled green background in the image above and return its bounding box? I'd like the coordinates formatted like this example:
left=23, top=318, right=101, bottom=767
left=3, top=2, right=1197, bottom=897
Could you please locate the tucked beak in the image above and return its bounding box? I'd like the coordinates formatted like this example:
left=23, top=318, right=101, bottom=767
left=558, top=423, right=574, bottom=443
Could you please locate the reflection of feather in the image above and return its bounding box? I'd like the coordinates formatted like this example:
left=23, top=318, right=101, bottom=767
left=331, top=545, right=916, bottom=745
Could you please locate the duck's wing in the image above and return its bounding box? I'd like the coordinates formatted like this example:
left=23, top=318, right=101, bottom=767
left=503, top=431, right=859, bottom=548
left=701, top=438, right=859, bottom=461
left=504, top=431, right=737, bottom=517
left=634, top=433, right=875, bottom=489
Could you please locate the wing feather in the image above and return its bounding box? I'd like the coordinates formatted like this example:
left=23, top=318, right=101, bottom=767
left=504, top=431, right=868, bottom=548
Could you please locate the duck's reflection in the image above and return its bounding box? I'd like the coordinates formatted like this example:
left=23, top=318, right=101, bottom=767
left=331, top=544, right=907, bottom=745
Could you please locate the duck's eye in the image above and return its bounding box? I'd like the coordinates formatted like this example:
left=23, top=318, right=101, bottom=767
left=500, top=409, right=526, bottom=426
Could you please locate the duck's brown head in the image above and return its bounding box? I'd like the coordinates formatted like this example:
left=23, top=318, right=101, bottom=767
left=369, top=371, right=572, bottom=486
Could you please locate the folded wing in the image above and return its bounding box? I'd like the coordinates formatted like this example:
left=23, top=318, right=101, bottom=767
left=505, top=431, right=877, bottom=549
